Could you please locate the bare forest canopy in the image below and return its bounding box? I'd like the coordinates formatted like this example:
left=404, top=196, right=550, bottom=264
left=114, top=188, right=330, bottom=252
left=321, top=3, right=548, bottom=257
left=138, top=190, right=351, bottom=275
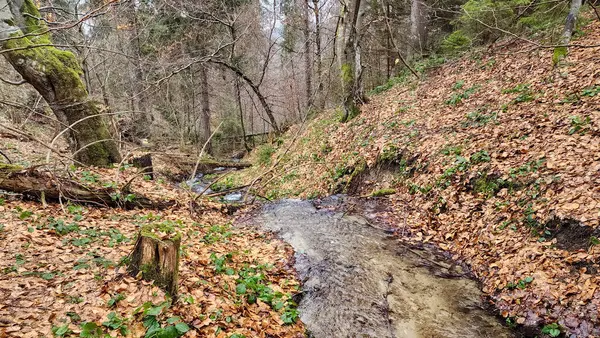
left=0, top=0, right=596, bottom=165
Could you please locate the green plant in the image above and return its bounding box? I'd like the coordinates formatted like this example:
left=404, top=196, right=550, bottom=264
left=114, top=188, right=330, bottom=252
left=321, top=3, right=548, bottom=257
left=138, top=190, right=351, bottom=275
left=102, top=312, right=129, bottom=336
left=470, top=150, right=491, bottom=164
left=581, top=85, right=600, bottom=97
left=46, top=217, right=79, bottom=235
left=235, top=266, right=299, bottom=325
left=541, top=323, right=561, bottom=337
left=446, top=85, right=479, bottom=105
left=568, top=115, right=591, bottom=135
left=257, top=145, right=276, bottom=166
left=52, top=324, right=72, bottom=337
left=441, top=145, right=462, bottom=156
left=18, top=210, right=33, bottom=220
left=108, top=293, right=126, bottom=307
left=463, top=110, right=497, bottom=127
left=210, top=253, right=234, bottom=275
left=506, top=276, right=534, bottom=290
left=137, top=302, right=190, bottom=338
left=370, top=73, right=410, bottom=95
left=502, top=83, right=535, bottom=103
left=509, top=159, right=544, bottom=178
left=437, top=155, right=471, bottom=189
left=452, top=80, right=465, bottom=90
left=210, top=176, right=237, bottom=192
left=441, top=30, right=471, bottom=53
left=501, top=83, right=530, bottom=94
left=80, top=322, right=105, bottom=337
left=202, top=224, right=233, bottom=244
left=110, top=192, right=136, bottom=203
left=80, top=171, right=99, bottom=183
left=472, top=173, right=514, bottom=197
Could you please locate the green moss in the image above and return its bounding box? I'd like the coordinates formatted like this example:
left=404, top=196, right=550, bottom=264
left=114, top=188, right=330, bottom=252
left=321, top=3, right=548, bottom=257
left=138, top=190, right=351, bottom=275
left=4, top=32, right=87, bottom=99
left=341, top=63, right=353, bottom=85
left=553, top=46, right=567, bottom=65
left=370, top=188, right=396, bottom=197
left=19, top=0, right=51, bottom=43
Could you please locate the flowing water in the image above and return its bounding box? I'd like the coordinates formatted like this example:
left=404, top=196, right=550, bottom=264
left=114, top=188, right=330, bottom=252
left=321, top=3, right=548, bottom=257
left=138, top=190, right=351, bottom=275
left=247, top=198, right=514, bottom=338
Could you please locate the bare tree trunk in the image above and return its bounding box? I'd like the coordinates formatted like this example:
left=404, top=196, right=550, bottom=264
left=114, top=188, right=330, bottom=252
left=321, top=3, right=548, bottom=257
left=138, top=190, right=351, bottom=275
left=130, top=6, right=151, bottom=133
left=408, top=0, right=427, bottom=59
left=228, top=25, right=250, bottom=151
left=385, top=3, right=392, bottom=79
left=303, top=0, right=313, bottom=111
left=199, top=65, right=212, bottom=154
left=0, top=0, right=121, bottom=166
left=235, top=79, right=250, bottom=152
left=312, top=0, right=324, bottom=110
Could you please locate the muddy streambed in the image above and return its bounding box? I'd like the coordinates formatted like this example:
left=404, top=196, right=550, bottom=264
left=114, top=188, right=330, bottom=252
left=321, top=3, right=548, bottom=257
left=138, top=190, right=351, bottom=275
left=245, top=198, right=513, bottom=338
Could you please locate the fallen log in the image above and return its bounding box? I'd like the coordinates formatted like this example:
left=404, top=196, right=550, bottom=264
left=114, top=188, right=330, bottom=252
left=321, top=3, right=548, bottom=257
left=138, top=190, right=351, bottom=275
left=155, top=153, right=251, bottom=181
left=160, top=154, right=251, bottom=170
left=0, top=164, right=171, bottom=209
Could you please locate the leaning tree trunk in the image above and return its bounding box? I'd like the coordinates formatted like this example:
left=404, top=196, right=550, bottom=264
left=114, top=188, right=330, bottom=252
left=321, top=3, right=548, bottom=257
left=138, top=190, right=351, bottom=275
left=128, top=228, right=181, bottom=296
left=209, top=59, right=280, bottom=134
left=553, top=0, right=583, bottom=64
left=0, top=0, right=121, bottom=166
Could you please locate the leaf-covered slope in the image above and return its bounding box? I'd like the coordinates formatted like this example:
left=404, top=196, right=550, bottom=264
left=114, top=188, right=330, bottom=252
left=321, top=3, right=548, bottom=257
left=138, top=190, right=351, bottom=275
left=0, top=167, right=304, bottom=337
left=238, top=21, right=600, bottom=335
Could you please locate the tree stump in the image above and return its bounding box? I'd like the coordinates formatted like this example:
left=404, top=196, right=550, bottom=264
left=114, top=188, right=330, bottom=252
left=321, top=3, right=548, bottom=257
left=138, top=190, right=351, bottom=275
left=128, top=226, right=181, bottom=296
left=131, top=154, right=154, bottom=180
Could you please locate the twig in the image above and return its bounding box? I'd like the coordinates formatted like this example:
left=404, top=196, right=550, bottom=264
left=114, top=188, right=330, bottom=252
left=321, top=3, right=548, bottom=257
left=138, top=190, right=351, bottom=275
left=0, top=75, right=26, bottom=86
left=204, top=185, right=250, bottom=198
left=193, top=171, right=232, bottom=201
left=0, top=122, right=80, bottom=166
left=0, top=149, right=12, bottom=163
left=383, top=0, right=419, bottom=79
left=190, top=121, right=223, bottom=180
left=243, top=121, right=307, bottom=203
left=589, top=1, right=600, bottom=21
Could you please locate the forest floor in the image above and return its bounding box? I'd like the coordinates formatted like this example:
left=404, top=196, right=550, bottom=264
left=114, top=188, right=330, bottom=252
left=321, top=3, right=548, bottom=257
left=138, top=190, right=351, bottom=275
left=230, top=21, right=600, bottom=337
left=0, top=130, right=304, bottom=337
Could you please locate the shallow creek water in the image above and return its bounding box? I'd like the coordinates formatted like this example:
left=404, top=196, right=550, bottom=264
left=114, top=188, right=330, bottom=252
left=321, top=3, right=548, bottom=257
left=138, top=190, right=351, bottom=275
left=248, top=199, right=514, bottom=338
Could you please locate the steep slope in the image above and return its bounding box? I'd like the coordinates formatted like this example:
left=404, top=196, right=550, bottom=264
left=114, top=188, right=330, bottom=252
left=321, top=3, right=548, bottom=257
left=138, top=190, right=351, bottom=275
left=236, top=21, right=600, bottom=336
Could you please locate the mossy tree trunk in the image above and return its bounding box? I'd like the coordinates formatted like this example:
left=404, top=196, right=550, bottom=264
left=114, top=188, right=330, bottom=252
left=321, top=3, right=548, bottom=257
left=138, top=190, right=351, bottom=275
left=0, top=0, right=121, bottom=166
left=553, top=0, right=583, bottom=64
left=339, top=0, right=364, bottom=123
left=128, top=230, right=181, bottom=296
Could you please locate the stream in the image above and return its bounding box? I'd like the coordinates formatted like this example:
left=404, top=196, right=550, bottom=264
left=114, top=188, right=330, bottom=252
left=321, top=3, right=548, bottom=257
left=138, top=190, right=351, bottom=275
left=244, top=197, right=514, bottom=338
